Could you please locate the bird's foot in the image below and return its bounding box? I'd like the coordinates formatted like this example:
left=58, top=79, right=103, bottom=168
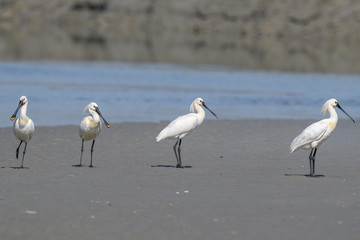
left=176, top=164, right=184, bottom=168
left=307, top=172, right=315, bottom=177
left=88, top=165, right=94, bottom=168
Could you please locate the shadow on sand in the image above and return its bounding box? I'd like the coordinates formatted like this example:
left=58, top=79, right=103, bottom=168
left=151, top=165, right=192, bottom=168
left=72, top=164, right=97, bottom=168
left=7, top=166, right=30, bottom=170
left=284, top=173, right=325, bottom=178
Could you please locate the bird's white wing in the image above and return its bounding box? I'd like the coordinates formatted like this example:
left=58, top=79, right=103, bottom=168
left=13, top=117, right=35, bottom=142
left=27, top=118, right=35, bottom=138
left=290, top=120, right=328, bottom=153
left=156, top=114, right=198, bottom=141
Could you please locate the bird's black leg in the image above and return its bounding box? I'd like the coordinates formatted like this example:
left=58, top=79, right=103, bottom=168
left=173, top=139, right=180, bottom=168
left=312, top=148, right=317, bottom=177
left=20, top=143, right=27, bottom=168
left=89, top=139, right=95, bottom=167
left=78, top=139, right=84, bottom=167
left=176, top=139, right=184, bottom=168
left=173, top=139, right=180, bottom=167
left=16, top=141, right=23, bottom=159
left=309, top=148, right=314, bottom=177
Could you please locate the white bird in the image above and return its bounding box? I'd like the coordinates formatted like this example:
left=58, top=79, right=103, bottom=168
left=156, top=97, right=219, bottom=168
left=290, top=98, right=355, bottom=177
left=10, top=96, right=35, bottom=168
left=76, top=102, right=110, bottom=167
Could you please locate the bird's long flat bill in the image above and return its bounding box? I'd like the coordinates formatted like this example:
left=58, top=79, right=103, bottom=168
left=10, top=100, right=22, bottom=121
left=337, top=103, right=355, bottom=123
left=203, top=103, right=219, bottom=119
left=96, top=108, right=110, bottom=128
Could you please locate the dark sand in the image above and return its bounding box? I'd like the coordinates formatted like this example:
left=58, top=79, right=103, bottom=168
left=0, top=119, right=359, bottom=240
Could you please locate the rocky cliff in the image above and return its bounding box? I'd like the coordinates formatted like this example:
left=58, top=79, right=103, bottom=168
left=1, top=0, right=359, bottom=73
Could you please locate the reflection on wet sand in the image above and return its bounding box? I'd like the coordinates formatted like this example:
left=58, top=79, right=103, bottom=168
left=0, top=0, right=360, bottom=73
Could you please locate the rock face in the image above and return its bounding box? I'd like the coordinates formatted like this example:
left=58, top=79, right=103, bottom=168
left=1, top=0, right=360, bottom=73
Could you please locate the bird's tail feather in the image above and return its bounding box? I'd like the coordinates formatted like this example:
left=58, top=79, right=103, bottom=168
left=156, top=127, right=169, bottom=142
left=290, top=136, right=300, bottom=153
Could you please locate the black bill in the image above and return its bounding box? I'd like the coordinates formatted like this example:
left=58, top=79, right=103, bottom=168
left=96, top=107, right=110, bottom=128
left=203, top=102, right=219, bottom=119
left=337, top=103, right=355, bottom=123
left=10, top=100, right=23, bottom=121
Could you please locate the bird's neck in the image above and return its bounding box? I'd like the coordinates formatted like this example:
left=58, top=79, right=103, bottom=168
left=91, top=112, right=101, bottom=123
left=194, top=105, right=206, bottom=125
left=20, top=104, right=28, bottom=119
left=328, top=106, right=338, bottom=124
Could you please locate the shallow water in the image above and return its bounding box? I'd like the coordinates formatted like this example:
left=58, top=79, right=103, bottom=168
left=0, top=62, right=359, bottom=127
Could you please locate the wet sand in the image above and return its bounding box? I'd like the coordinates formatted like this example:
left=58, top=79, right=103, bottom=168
left=0, top=119, right=359, bottom=240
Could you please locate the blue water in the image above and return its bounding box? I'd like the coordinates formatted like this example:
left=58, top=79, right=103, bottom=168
left=0, top=62, right=359, bottom=127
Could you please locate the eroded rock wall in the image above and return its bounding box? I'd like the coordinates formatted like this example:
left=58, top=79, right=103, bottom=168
left=1, top=0, right=359, bottom=73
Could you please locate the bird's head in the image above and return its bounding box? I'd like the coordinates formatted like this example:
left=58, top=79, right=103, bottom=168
left=196, top=98, right=205, bottom=106
left=19, top=96, right=28, bottom=106
left=10, top=96, right=28, bottom=121
left=84, top=102, right=98, bottom=113
left=84, top=102, right=110, bottom=128
left=190, top=97, right=219, bottom=119
left=322, top=98, right=355, bottom=123
left=321, top=98, right=338, bottom=116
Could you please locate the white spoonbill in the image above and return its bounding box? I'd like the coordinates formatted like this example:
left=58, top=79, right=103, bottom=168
left=76, top=102, right=110, bottom=167
left=290, top=98, right=355, bottom=177
left=10, top=96, right=35, bottom=168
left=156, top=98, right=219, bottom=168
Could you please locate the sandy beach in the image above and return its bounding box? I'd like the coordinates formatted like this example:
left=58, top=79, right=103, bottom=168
left=0, top=119, right=359, bottom=240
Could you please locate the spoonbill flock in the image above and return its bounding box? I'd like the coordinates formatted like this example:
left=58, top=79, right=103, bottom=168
left=7, top=96, right=356, bottom=177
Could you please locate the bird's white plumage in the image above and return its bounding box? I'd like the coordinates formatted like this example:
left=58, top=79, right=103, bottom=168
left=79, top=102, right=102, bottom=141
left=290, top=98, right=343, bottom=153
left=290, top=120, right=329, bottom=153
left=13, top=96, right=35, bottom=143
left=156, top=97, right=219, bottom=168
left=80, top=116, right=101, bottom=140
left=290, top=98, right=355, bottom=177
left=156, top=113, right=198, bottom=141
left=156, top=98, right=208, bottom=142
left=77, top=102, right=110, bottom=167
